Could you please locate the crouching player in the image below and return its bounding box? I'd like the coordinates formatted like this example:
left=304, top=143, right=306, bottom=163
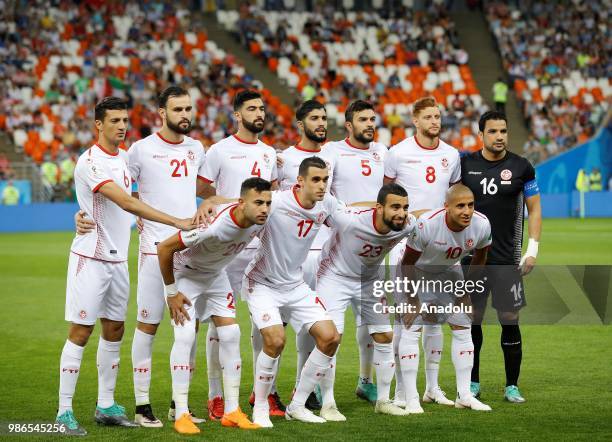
left=397, top=184, right=493, bottom=412
left=156, top=178, right=272, bottom=434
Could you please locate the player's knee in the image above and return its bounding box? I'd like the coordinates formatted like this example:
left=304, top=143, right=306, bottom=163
left=69, top=323, right=94, bottom=346
left=262, top=331, right=286, bottom=355
left=137, top=321, right=159, bottom=335
left=100, top=319, right=124, bottom=341
left=371, top=331, right=393, bottom=344
left=498, top=310, right=519, bottom=325
left=316, top=328, right=341, bottom=355
left=174, top=323, right=197, bottom=349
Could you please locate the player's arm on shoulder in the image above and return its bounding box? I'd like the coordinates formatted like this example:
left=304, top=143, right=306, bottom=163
left=97, top=181, right=196, bottom=231
left=409, top=209, right=430, bottom=219
left=74, top=210, right=96, bottom=235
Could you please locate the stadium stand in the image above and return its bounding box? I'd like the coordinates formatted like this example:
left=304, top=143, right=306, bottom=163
left=0, top=0, right=296, bottom=171
left=485, top=1, right=611, bottom=165
left=217, top=3, right=489, bottom=150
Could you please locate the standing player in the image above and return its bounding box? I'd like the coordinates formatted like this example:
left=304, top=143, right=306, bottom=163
left=244, top=157, right=342, bottom=427
left=156, top=178, right=272, bottom=434
left=325, top=99, right=388, bottom=404
left=398, top=184, right=492, bottom=412
left=56, top=97, right=195, bottom=435
left=276, top=100, right=334, bottom=410
left=75, top=86, right=209, bottom=426
left=460, top=111, right=542, bottom=403
left=196, top=90, right=283, bottom=418
left=384, top=96, right=461, bottom=407
left=316, top=183, right=421, bottom=419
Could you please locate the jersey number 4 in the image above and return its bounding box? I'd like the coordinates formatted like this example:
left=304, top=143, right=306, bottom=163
left=251, top=161, right=261, bottom=178
left=170, top=159, right=188, bottom=177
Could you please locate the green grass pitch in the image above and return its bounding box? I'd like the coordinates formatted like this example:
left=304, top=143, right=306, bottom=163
left=0, top=218, right=611, bottom=440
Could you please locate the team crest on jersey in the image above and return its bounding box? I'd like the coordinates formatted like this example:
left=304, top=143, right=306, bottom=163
left=372, top=152, right=381, bottom=161
left=79, top=310, right=87, bottom=319
left=465, top=239, right=474, bottom=248
left=263, top=153, right=271, bottom=165
left=187, top=150, right=195, bottom=161
left=418, top=222, right=424, bottom=230
left=140, top=309, right=149, bottom=319
left=316, top=212, right=326, bottom=224
left=441, top=157, right=449, bottom=169
left=262, top=313, right=270, bottom=322
left=501, top=169, right=512, bottom=180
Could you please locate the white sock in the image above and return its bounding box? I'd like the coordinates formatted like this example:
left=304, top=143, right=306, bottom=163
left=189, top=330, right=197, bottom=383
left=319, top=354, right=337, bottom=406
left=423, top=324, right=443, bottom=392
left=171, top=322, right=196, bottom=418
left=272, top=354, right=281, bottom=394
left=373, top=341, right=395, bottom=401
left=292, top=347, right=332, bottom=408
left=392, top=323, right=404, bottom=400
left=58, top=339, right=84, bottom=414
left=97, top=337, right=122, bottom=408
left=251, top=320, right=262, bottom=389
left=132, top=328, right=154, bottom=406
left=217, top=324, right=241, bottom=413
left=206, top=324, right=223, bottom=399
left=356, top=325, right=374, bottom=383
left=451, top=328, right=474, bottom=400
left=254, top=352, right=279, bottom=413
left=295, top=329, right=315, bottom=388
left=399, top=326, right=421, bottom=402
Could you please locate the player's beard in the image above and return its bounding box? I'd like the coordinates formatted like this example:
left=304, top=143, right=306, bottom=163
left=422, top=127, right=440, bottom=139
left=383, top=214, right=406, bottom=232
left=167, top=118, right=192, bottom=135
left=485, top=141, right=507, bottom=154
left=354, top=128, right=374, bottom=144
left=304, top=126, right=327, bottom=143
left=243, top=117, right=265, bottom=134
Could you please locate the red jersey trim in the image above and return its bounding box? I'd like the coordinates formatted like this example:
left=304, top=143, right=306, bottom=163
left=404, top=244, right=422, bottom=255
left=414, top=135, right=439, bottom=151
left=70, top=251, right=126, bottom=263
left=371, top=209, right=386, bottom=235
left=384, top=175, right=395, bottom=181
left=233, top=134, right=258, bottom=145
left=93, top=179, right=113, bottom=193
left=197, top=175, right=214, bottom=183
left=156, top=132, right=183, bottom=145
left=294, top=144, right=321, bottom=153
left=449, top=179, right=461, bottom=186
left=445, top=212, right=466, bottom=232
left=210, top=203, right=237, bottom=225
left=345, top=137, right=369, bottom=150
left=95, top=143, right=119, bottom=156
left=427, top=208, right=446, bottom=219
left=474, top=211, right=487, bottom=219
left=292, top=185, right=308, bottom=209
left=178, top=231, right=186, bottom=248
left=229, top=205, right=247, bottom=228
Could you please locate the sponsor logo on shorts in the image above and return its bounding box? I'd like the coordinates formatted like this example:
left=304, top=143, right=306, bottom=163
left=140, top=309, right=149, bottom=319
left=501, top=169, right=512, bottom=180
left=262, top=313, right=270, bottom=322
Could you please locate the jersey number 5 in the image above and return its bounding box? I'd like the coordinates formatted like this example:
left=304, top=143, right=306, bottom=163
left=170, top=159, right=188, bottom=177
left=361, top=160, right=371, bottom=176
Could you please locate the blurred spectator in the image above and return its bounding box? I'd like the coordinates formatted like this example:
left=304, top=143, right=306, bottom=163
left=575, top=168, right=589, bottom=192
left=0, top=153, right=9, bottom=180
left=41, top=155, right=59, bottom=188
left=2, top=180, right=20, bottom=205
left=589, top=167, right=602, bottom=192
left=492, top=77, right=508, bottom=113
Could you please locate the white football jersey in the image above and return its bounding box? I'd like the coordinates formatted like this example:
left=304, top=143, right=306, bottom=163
left=71, top=144, right=132, bottom=262
left=128, top=133, right=206, bottom=253
left=245, top=187, right=344, bottom=291
left=385, top=136, right=461, bottom=211
left=327, top=138, right=387, bottom=203
left=277, top=144, right=337, bottom=250
left=318, top=208, right=417, bottom=281
left=277, top=145, right=337, bottom=191
left=407, top=208, right=491, bottom=271
left=174, top=203, right=263, bottom=274
left=200, top=135, right=278, bottom=198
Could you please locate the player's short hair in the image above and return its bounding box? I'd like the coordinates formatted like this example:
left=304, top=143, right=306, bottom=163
left=296, top=100, right=326, bottom=122
left=158, top=85, right=189, bottom=109
left=94, top=97, right=128, bottom=122
left=345, top=100, right=374, bottom=123
left=298, top=156, right=327, bottom=178
left=240, top=177, right=272, bottom=197
left=377, top=183, right=408, bottom=205
left=478, top=110, right=507, bottom=132
left=412, top=96, right=438, bottom=116
left=233, top=90, right=262, bottom=111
